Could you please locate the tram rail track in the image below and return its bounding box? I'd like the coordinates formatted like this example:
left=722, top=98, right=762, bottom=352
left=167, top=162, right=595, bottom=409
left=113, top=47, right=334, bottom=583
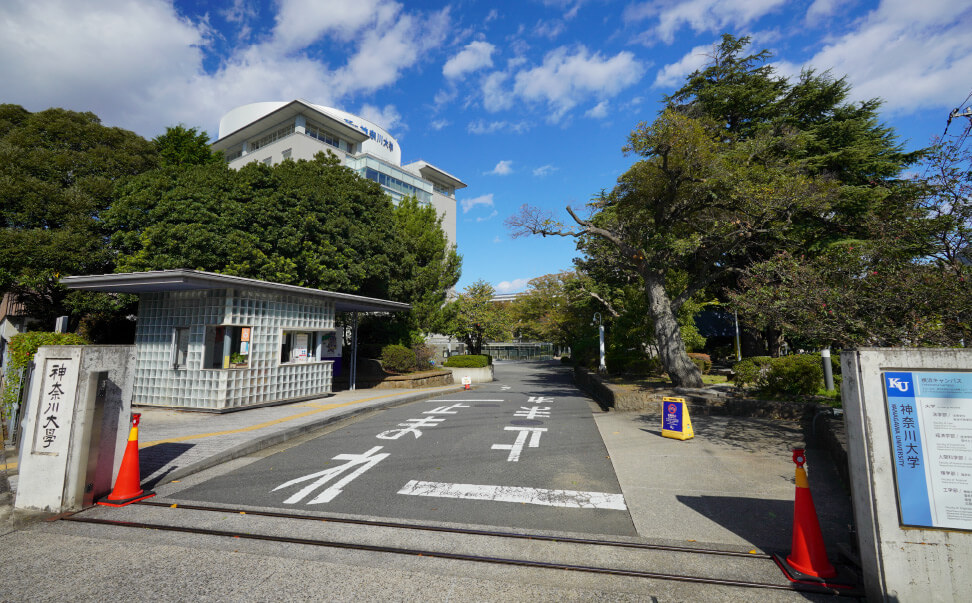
left=60, top=501, right=862, bottom=597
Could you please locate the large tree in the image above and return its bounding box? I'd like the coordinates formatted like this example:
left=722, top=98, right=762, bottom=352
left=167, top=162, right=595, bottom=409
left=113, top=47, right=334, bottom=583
left=509, top=111, right=833, bottom=386
left=388, top=195, right=462, bottom=336
left=0, top=104, right=157, bottom=323
left=441, top=280, right=512, bottom=355
left=508, top=34, right=920, bottom=386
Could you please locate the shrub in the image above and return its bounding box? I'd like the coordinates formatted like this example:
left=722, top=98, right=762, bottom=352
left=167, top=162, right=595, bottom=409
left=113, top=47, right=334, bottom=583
left=412, top=343, right=435, bottom=370
left=763, top=354, right=824, bottom=397
left=732, top=356, right=773, bottom=387
left=443, top=354, right=489, bottom=368
left=687, top=352, right=712, bottom=374
left=380, top=344, right=416, bottom=373
left=560, top=356, right=572, bottom=365
left=624, top=357, right=663, bottom=376
left=2, top=331, right=89, bottom=417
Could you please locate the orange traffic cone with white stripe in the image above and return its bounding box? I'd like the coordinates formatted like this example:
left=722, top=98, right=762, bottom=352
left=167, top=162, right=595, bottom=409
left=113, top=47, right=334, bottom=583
left=98, top=413, right=155, bottom=507
left=779, top=448, right=837, bottom=579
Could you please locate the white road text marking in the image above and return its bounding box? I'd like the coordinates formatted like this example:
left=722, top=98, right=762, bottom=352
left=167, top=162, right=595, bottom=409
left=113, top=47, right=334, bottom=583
left=492, top=426, right=546, bottom=461
left=272, top=446, right=389, bottom=504
left=398, top=480, right=627, bottom=510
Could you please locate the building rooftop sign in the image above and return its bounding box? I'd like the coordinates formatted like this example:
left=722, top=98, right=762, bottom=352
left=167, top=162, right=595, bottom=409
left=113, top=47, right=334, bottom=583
left=61, top=269, right=410, bottom=314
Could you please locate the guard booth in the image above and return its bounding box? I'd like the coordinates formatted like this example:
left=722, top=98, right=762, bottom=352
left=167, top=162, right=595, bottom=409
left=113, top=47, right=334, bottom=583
left=62, top=270, right=410, bottom=411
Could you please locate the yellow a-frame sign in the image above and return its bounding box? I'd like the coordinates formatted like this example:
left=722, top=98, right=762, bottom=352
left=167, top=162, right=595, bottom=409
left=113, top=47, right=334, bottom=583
left=661, top=396, right=694, bottom=440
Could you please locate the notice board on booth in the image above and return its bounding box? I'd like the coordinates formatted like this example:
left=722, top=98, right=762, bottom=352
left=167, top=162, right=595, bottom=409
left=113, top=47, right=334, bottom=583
left=883, top=371, right=972, bottom=531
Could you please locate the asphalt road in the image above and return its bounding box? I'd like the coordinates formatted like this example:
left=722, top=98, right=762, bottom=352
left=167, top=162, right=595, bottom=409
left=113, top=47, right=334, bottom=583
left=169, top=361, right=638, bottom=536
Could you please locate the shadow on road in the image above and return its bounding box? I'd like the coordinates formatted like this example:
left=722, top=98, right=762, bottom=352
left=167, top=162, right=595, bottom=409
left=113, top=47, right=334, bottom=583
left=675, top=494, right=794, bottom=553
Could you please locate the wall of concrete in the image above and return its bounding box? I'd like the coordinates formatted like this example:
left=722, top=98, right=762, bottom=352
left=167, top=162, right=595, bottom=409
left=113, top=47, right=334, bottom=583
left=15, top=345, right=135, bottom=512
left=446, top=365, right=494, bottom=384
left=841, top=348, right=972, bottom=602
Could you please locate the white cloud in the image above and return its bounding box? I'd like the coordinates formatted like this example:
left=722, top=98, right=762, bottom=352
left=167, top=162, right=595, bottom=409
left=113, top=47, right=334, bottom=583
left=467, top=119, right=531, bottom=134
left=806, top=0, right=842, bottom=24
left=493, top=236, right=503, bottom=243
left=476, top=210, right=499, bottom=222
left=357, top=104, right=402, bottom=131
left=625, top=0, right=787, bottom=44
left=0, top=0, right=451, bottom=138
left=272, top=0, right=385, bottom=49
left=495, top=278, right=531, bottom=293
left=482, top=71, right=514, bottom=112
left=487, top=160, right=514, bottom=175
left=653, top=44, right=711, bottom=88
left=585, top=100, right=609, bottom=118
left=0, top=0, right=208, bottom=134
left=534, top=20, right=566, bottom=39
left=460, top=193, right=495, bottom=213
left=533, top=164, right=558, bottom=176
left=512, top=46, right=645, bottom=121
left=778, top=0, right=972, bottom=115
left=430, top=119, right=450, bottom=130
left=443, top=40, right=496, bottom=79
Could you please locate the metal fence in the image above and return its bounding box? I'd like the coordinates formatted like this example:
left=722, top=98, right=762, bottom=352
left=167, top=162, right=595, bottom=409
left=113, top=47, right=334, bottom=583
left=483, top=343, right=555, bottom=362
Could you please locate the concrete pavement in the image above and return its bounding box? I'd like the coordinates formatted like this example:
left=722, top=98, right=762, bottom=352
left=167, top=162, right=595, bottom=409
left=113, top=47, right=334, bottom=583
left=0, top=363, right=857, bottom=600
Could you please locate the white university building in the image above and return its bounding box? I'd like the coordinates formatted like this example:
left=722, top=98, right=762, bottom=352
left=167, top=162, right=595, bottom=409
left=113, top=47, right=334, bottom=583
left=210, top=100, right=464, bottom=247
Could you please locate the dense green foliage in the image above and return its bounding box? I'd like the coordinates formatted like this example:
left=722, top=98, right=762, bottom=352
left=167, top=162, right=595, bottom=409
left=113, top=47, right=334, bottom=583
left=380, top=344, right=416, bottom=373
left=154, top=125, right=223, bottom=167
left=443, top=354, right=489, bottom=368
left=732, top=356, right=773, bottom=387
left=1, top=332, right=88, bottom=415
left=0, top=104, right=157, bottom=324
left=762, top=355, right=824, bottom=397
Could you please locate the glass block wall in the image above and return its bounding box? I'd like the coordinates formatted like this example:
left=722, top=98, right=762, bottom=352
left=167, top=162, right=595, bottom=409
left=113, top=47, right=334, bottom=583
left=132, top=288, right=335, bottom=410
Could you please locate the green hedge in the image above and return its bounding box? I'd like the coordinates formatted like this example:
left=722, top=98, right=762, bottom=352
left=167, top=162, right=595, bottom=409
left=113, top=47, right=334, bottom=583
left=688, top=352, right=712, bottom=374
left=732, top=356, right=773, bottom=387
left=764, top=354, right=824, bottom=397
left=2, top=332, right=88, bottom=415
left=380, top=344, right=416, bottom=373
left=444, top=354, right=489, bottom=368
left=734, top=354, right=826, bottom=397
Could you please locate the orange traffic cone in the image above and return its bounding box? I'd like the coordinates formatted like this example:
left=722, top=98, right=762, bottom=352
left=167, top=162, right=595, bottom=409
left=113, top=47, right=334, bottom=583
left=779, top=448, right=837, bottom=579
left=98, top=413, right=155, bottom=507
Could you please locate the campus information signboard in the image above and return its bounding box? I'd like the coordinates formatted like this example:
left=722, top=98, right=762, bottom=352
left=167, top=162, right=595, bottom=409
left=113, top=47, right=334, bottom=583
left=883, top=371, right=972, bottom=531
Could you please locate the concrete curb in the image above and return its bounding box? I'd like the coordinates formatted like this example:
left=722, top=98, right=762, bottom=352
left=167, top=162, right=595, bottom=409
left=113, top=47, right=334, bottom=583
left=158, top=386, right=467, bottom=484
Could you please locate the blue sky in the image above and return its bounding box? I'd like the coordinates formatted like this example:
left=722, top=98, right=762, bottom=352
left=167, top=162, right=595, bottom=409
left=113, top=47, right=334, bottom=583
left=3, top=0, right=971, bottom=293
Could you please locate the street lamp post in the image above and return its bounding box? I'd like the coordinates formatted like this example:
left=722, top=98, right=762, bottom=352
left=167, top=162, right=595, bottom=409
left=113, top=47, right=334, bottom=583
left=593, top=312, right=606, bottom=374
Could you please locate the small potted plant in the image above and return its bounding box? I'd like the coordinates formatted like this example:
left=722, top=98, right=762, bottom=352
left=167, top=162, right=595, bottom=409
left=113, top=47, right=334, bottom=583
left=229, top=352, right=248, bottom=368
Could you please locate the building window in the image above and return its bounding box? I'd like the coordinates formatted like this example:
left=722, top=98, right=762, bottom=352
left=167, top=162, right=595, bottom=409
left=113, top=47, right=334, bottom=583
left=203, top=325, right=252, bottom=369
left=282, top=148, right=291, bottom=160
left=249, top=123, right=295, bottom=151
left=280, top=330, right=335, bottom=364
left=262, top=156, right=272, bottom=165
left=305, top=122, right=344, bottom=151
left=170, top=327, right=190, bottom=369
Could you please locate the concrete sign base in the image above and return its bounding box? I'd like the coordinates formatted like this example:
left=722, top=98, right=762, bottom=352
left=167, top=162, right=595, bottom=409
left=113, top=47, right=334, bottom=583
left=842, top=348, right=972, bottom=602
left=15, top=345, right=135, bottom=512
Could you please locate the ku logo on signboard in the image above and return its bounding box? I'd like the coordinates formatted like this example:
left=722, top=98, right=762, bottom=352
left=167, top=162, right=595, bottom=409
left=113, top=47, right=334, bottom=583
left=888, top=377, right=910, bottom=393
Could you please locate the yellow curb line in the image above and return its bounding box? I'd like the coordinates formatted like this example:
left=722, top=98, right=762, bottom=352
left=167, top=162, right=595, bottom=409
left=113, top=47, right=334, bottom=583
left=1, top=461, right=16, bottom=471
left=139, top=386, right=460, bottom=448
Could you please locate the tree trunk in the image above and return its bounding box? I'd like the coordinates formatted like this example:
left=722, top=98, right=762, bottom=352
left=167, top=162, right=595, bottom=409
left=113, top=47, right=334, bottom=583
left=644, top=276, right=704, bottom=388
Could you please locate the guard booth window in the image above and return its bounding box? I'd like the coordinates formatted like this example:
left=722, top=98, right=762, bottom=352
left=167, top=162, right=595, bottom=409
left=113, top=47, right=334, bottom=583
left=203, top=325, right=252, bottom=369
left=170, top=327, right=190, bottom=369
left=280, top=330, right=329, bottom=364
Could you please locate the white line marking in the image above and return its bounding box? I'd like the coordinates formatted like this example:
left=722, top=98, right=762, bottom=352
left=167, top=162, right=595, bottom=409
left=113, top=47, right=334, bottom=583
left=434, top=399, right=505, bottom=402
left=398, top=480, right=627, bottom=510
